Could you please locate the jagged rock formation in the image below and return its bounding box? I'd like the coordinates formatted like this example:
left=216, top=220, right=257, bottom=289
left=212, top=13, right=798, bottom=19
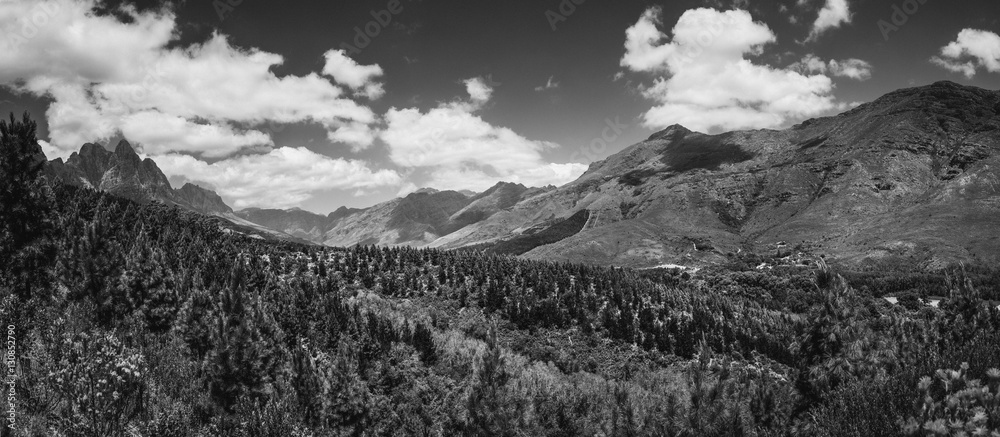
left=45, top=140, right=232, bottom=215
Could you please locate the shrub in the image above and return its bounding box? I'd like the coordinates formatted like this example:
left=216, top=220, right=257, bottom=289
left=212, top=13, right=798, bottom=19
left=901, top=363, right=1000, bottom=436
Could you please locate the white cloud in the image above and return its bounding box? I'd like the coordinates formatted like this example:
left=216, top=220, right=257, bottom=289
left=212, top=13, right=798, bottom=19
left=827, top=58, right=872, bottom=80
left=791, top=55, right=872, bottom=81
left=931, top=29, right=1000, bottom=78
left=534, top=76, right=560, bottom=92
left=381, top=79, right=587, bottom=191
left=0, top=0, right=380, bottom=156
left=621, top=7, right=840, bottom=133
left=790, top=54, right=828, bottom=74
left=621, top=7, right=775, bottom=74
left=322, top=49, right=385, bottom=99
left=808, top=0, right=852, bottom=41
left=156, top=147, right=401, bottom=209
left=326, top=121, right=379, bottom=153
left=119, top=111, right=272, bottom=158
left=39, top=139, right=72, bottom=161
left=462, top=77, right=493, bottom=108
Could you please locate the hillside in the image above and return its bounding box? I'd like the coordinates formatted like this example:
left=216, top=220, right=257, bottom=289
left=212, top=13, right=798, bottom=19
left=236, top=182, right=554, bottom=247
left=5, top=110, right=1000, bottom=436
left=34, top=82, right=1000, bottom=271
left=435, top=81, right=1000, bottom=269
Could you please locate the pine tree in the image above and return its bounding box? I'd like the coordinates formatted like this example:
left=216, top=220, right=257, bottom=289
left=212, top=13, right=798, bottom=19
left=0, top=112, right=56, bottom=302
left=465, top=324, right=515, bottom=436
left=203, top=261, right=286, bottom=412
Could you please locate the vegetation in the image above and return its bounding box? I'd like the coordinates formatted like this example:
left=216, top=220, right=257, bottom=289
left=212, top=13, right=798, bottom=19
left=2, top=113, right=1000, bottom=436
left=460, top=209, right=590, bottom=256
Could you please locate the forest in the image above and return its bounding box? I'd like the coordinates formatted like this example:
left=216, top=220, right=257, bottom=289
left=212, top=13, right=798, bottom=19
left=2, top=112, right=999, bottom=436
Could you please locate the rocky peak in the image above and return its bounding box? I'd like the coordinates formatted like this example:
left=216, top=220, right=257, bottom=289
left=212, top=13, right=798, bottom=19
left=477, top=181, right=528, bottom=198
left=329, top=206, right=363, bottom=221
left=78, top=142, right=110, bottom=159
left=647, top=124, right=691, bottom=142
left=113, top=139, right=139, bottom=161
left=176, top=183, right=232, bottom=214
left=45, top=141, right=235, bottom=217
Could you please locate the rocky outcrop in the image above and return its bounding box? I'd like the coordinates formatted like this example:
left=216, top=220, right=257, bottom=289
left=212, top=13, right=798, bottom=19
left=45, top=140, right=233, bottom=216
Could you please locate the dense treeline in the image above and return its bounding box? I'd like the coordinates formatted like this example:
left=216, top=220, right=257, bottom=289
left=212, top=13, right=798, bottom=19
left=2, top=113, right=1000, bottom=435
left=456, top=209, right=591, bottom=256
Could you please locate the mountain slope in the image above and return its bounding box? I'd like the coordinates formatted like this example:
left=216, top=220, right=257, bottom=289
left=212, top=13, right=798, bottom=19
left=45, top=140, right=233, bottom=216
left=236, top=182, right=554, bottom=247
left=436, top=81, right=1000, bottom=268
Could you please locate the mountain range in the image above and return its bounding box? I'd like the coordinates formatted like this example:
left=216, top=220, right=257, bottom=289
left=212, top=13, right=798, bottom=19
left=42, top=81, right=1000, bottom=269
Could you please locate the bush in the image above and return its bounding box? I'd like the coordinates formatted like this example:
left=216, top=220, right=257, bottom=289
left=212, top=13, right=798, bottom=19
left=902, top=363, right=1000, bottom=436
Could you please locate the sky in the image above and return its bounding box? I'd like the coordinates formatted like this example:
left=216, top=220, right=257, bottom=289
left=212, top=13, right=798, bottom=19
left=1, top=0, right=999, bottom=214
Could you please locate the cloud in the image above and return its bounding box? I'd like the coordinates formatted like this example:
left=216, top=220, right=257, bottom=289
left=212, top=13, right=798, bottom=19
left=322, top=49, right=385, bottom=99
left=462, top=77, right=494, bottom=108
left=381, top=79, right=587, bottom=191
left=827, top=58, right=872, bottom=80
left=790, top=54, right=828, bottom=73
left=534, top=76, right=560, bottom=92
left=807, top=0, right=852, bottom=41
left=790, top=54, right=872, bottom=80
left=930, top=29, right=1000, bottom=78
left=0, top=0, right=380, bottom=155
left=156, top=147, right=401, bottom=209
left=620, top=7, right=840, bottom=133
left=39, top=139, right=72, bottom=162
left=119, top=111, right=273, bottom=157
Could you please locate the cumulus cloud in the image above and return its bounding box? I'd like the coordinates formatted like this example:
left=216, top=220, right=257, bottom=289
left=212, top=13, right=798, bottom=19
left=0, top=0, right=381, bottom=156
left=156, top=147, right=402, bottom=209
left=322, top=49, right=385, bottom=99
left=791, top=54, right=872, bottom=81
left=39, top=139, right=72, bottom=162
left=807, top=0, right=852, bottom=41
left=462, top=77, right=494, bottom=108
left=620, top=7, right=840, bottom=133
left=827, top=58, right=872, bottom=80
left=119, top=112, right=272, bottom=158
left=381, top=79, right=587, bottom=191
left=790, top=54, right=828, bottom=74
left=930, top=29, right=1000, bottom=78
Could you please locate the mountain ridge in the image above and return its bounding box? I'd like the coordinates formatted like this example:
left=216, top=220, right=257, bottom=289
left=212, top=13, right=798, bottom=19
left=434, top=81, right=1000, bottom=268
left=46, top=140, right=234, bottom=216
left=37, top=81, right=1000, bottom=269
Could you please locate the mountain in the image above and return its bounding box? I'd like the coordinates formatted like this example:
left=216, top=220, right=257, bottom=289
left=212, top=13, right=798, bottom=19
left=42, top=140, right=325, bottom=244
left=45, top=140, right=232, bottom=216
left=235, top=182, right=553, bottom=247
left=434, top=81, right=1000, bottom=268
left=39, top=81, right=1000, bottom=269
left=236, top=207, right=334, bottom=242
